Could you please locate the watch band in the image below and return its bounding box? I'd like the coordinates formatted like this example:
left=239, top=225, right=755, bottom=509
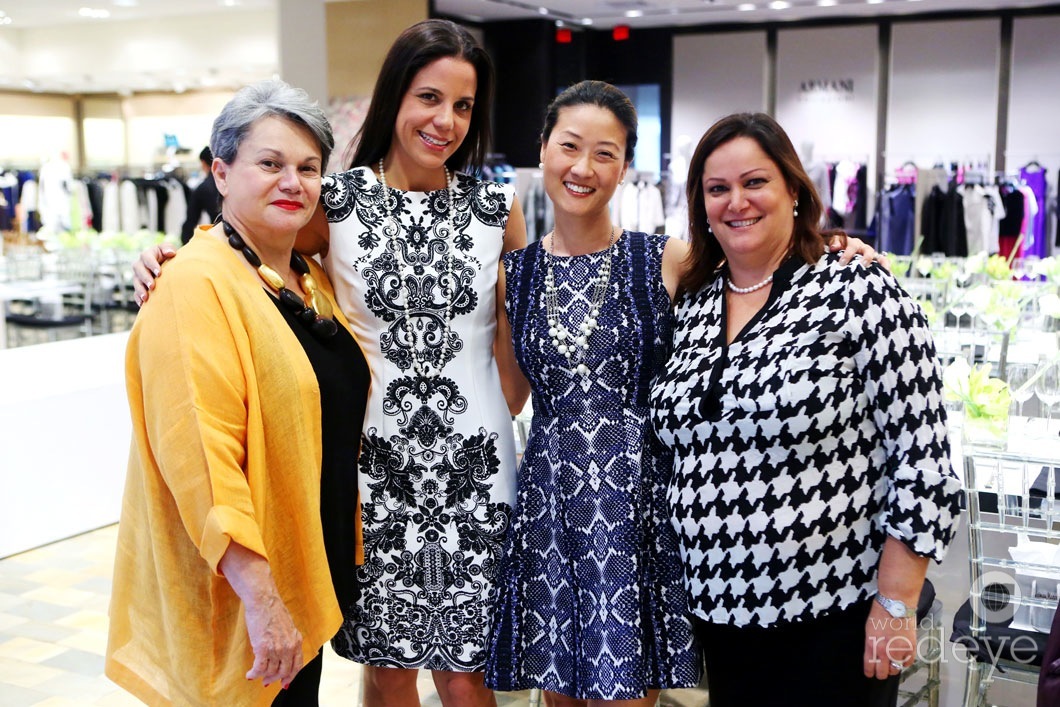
left=875, top=592, right=916, bottom=618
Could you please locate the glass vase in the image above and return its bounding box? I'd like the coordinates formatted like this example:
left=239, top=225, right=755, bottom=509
left=962, top=412, right=1009, bottom=449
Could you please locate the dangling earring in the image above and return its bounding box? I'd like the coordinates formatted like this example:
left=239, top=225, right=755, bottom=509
left=793, top=200, right=799, bottom=218
left=538, top=162, right=544, bottom=169
left=706, top=221, right=712, bottom=234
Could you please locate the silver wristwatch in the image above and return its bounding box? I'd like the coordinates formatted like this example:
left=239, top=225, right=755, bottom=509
left=875, top=592, right=916, bottom=619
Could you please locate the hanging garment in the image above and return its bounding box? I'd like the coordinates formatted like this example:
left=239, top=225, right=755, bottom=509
left=921, top=184, right=967, bottom=256
left=878, top=184, right=916, bottom=255
left=618, top=181, right=665, bottom=234
left=1020, top=165, right=1048, bottom=258
left=806, top=161, right=832, bottom=228
left=962, top=184, right=1005, bottom=255
left=998, top=183, right=1026, bottom=260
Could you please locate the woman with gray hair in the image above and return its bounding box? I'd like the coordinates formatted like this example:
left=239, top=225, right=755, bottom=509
left=106, top=79, right=369, bottom=706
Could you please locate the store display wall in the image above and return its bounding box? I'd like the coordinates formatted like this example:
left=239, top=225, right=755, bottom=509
left=775, top=25, right=879, bottom=185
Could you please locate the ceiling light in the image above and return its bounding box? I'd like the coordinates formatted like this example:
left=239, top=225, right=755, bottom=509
left=625, top=10, right=644, bottom=17
left=79, top=7, right=111, bottom=18
left=221, top=0, right=240, bottom=6
left=111, top=0, right=139, bottom=6
left=537, top=6, right=548, bottom=14
left=580, top=17, right=593, bottom=25
left=0, top=15, right=10, bottom=25
left=867, top=0, right=884, bottom=4
left=817, top=0, right=837, bottom=5
left=769, top=1, right=791, bottom=8
left=738, top=3, right=756, bottom=9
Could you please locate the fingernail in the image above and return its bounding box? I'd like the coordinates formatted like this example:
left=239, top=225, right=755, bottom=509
left=282, top=683, right=290, bottom=690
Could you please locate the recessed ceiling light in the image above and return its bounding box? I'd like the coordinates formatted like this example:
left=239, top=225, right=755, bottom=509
left=817, top=0, right=838, bottom=5
left=769, top=1, right=791, bottom=8
left=867, top=0, right=884, bottom=4
left=580, top=17, right=593, bottom=25
left=79, top=7, right=111, bottom=19
left=537, top=6, right=548, bottom=15
left=0, top=15, right=10, bottom=25
left=111, top=0, right=139, bottom=6
left=625, top=10, right=644, bottom=17
left=738, top=3, right=756, bottom=10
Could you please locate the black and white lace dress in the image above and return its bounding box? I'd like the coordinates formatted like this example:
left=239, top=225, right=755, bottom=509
left=321, top=166, right=516, bottom=671
left=650, top=253, right=963, bottom=628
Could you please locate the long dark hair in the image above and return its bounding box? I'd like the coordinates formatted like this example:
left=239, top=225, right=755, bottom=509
left=681, top=112, right=842, bottom=295
left=344, top=19, right=494, bottom=172
left=541, top=80, right=638, bottom=163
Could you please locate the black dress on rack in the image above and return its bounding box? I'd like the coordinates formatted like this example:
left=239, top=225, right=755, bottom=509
left=921, top=184, right=967, bottom=256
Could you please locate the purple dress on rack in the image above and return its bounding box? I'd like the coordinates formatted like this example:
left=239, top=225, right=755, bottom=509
left=1019, top=165, right=1047, bottom=258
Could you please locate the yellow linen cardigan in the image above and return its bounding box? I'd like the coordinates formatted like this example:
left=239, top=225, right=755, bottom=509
left=106, top=227, right=357, bottom=706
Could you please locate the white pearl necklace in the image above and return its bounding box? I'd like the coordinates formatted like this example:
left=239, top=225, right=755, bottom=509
left=727, top=273, right=773, bottom=294
left=544, top=226, right=615, bottom=377
left=378, top=158, right=457, bottom=376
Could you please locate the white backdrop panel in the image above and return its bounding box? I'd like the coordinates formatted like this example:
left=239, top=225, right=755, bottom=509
left=1008, top=15, right=1060, bottom=179
left=886, top=18, right=1000, bottom=173
left=672, top=31, right=766, bottom=156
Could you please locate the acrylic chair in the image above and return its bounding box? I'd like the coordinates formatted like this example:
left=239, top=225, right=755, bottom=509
left=949, top=447, right=1060, bottom=706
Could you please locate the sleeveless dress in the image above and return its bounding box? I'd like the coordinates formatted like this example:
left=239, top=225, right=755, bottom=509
left=485, top=232, right=701, bottom=700
left=321, top=166, right=517, bottom=672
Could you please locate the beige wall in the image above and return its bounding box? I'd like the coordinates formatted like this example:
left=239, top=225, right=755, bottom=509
left=0, top=92, right=76, bottom=118
left=326, top=0, right=428, bottom=98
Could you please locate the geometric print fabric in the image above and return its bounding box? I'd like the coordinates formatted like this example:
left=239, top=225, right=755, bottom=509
left=650, top=253, right=963, bottom=628
left=486, top=232, right=701, bottom=699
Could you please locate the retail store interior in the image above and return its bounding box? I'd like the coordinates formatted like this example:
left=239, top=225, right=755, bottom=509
left=3, top=0, right=1060, bottom=705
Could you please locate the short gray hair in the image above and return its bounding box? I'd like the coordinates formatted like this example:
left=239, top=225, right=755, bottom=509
left=211, top=79, right=334, bottom=169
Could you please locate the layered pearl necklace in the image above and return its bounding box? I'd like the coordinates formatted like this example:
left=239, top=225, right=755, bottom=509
left=544, top=225, right=615, bottom=377
left=378, top=159, right=457, bottom=376
left=727, top=273, right=773, bottom=294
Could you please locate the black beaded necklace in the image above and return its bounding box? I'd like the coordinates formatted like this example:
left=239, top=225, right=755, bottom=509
left=222, top=219, right=338, bottom=340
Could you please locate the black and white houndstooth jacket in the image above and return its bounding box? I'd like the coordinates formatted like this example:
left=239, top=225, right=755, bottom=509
left=650, top=253, right=963, bottom=629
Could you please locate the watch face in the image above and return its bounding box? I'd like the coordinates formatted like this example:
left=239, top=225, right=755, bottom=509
left=877, top=594, right=912, bottom=618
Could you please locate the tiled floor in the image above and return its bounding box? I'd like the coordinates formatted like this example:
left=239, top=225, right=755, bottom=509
left=0, top=526, right=709, bottom=706
left=0, top=520, right=1038, bottom=706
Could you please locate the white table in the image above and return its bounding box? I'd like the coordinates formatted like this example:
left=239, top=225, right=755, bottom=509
left=0, top=332, right=131, bottom=558
left=0, top=278, right=82, bottom=349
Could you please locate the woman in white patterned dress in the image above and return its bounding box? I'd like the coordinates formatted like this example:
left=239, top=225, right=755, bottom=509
left=299, top=20, right=528, bottom=707
left=134, top=20, right=528, bottom=707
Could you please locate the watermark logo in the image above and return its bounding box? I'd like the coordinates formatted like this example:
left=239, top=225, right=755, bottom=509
left=971, top=571, right=1020, bottom=625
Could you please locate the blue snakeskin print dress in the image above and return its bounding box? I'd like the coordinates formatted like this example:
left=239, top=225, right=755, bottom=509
left=485, top=231, right=701, bottom=700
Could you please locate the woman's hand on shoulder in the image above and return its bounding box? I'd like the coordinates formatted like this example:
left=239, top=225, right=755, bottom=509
left=830, top=235, right=890, bottom=271
left=132, top=243, right=178, bottom=305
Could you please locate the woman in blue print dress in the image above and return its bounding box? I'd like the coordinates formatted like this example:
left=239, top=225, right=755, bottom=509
left=484, top=81, right=701, bottom=706
left=483, top=81, right=879, bottom=707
